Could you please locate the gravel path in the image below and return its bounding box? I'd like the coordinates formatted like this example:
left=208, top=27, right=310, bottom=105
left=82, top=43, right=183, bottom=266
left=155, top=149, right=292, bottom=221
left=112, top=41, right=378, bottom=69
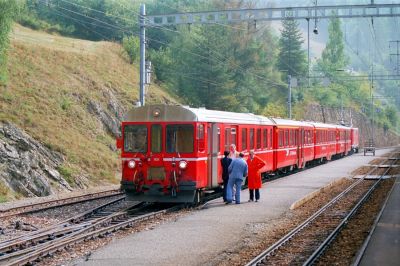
left=73, top=150, right=393, bottom=266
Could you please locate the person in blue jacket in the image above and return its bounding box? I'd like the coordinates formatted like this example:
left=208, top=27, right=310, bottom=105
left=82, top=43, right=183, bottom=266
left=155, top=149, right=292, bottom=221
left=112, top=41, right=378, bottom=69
left=226, top=152, right=248, bottom=204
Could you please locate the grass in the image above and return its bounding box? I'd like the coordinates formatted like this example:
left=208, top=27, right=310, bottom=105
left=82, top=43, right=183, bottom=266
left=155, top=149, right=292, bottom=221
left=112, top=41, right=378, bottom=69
left=1, top=25, right=179, bottom=190
left=57, top=165, right=75, bottom=186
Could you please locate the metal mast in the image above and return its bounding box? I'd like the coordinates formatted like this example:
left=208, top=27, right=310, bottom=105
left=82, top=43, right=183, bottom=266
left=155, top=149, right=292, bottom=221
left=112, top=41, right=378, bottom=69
left=139, top=4, right=146, bottom=106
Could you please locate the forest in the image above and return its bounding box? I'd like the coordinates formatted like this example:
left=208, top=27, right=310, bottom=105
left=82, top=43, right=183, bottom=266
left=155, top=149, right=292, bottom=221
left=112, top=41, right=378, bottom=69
left=1, top=0, right=398, bottom=132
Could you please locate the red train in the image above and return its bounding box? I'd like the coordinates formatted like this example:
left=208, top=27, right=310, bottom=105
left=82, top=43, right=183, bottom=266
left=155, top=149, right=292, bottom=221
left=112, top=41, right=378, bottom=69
left=117, top=105, right=359, bottom=203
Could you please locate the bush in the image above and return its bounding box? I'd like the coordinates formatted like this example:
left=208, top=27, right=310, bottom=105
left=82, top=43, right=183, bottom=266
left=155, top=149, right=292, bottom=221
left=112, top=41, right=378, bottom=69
left=18, top=13, right=74, bottom=35
left=122, top=35, right=139, bottom=64
left=0, top=0, right=19, bottom=84
left=0, top=181, right=10, bottom=203
left=57, top=165, right=75, bottom=185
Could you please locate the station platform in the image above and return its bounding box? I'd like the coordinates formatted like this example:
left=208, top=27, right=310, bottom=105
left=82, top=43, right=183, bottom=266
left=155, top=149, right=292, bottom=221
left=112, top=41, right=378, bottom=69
left=75, top=149, right=393, bottom=266
left=358, top=176, right=400, bottom=266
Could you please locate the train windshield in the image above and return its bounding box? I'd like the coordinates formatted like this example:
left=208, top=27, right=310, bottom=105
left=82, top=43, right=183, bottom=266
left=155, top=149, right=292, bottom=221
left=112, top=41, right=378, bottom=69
left=166, top=124, right=194, bottom=153
left=124, top=125, right=147, bottom=153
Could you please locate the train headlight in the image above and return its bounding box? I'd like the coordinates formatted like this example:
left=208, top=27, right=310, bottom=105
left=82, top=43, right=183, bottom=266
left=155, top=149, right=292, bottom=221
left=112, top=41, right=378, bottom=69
left=128, top=160, right=136, bottom=169
left=178, top=160, right=188, bottom=170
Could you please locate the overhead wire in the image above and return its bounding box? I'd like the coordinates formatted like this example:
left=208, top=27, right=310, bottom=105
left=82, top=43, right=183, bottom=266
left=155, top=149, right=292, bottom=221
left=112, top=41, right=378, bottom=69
left=367, top=18, right=385, bottom=67
left=43, top=0, right=285, bottom=87
left=117, top=1, right=284, bottom=86
left=37, top=0, right=230, bottom=89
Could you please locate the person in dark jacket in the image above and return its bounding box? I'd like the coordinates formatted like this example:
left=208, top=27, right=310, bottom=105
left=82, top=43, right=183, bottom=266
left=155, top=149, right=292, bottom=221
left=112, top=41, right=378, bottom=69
left=221, top=151, right=232, bottom=202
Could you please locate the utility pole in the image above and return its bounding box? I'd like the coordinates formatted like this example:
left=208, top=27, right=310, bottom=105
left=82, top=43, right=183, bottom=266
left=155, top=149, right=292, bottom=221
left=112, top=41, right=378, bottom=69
left=371, top=62, right=374, bottom=144
left=139, top=4, right=146, bottom=106
left=288, top=74, right=292, bottom=119
left=389, top=40, right=400, bottom=75
left=306, top=18, right=310, bottom=87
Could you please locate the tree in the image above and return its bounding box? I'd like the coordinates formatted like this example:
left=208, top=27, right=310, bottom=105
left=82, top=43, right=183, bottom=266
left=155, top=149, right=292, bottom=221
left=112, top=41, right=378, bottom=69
left=0, top=0, right=19, bottom=84
left=277, top=19, right=307, bottom=78
left=122, top=35, right=139, bottom=64
left=318, top=16, right=348, bottom=76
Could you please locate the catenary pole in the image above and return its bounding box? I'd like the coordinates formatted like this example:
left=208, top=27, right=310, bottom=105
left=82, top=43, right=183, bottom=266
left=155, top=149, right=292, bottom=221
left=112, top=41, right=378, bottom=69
left=288, top=74, right=292, bottom=119
left=139, top=4, right=146, bottom=106
left=307, top=18, right=310, bottom=87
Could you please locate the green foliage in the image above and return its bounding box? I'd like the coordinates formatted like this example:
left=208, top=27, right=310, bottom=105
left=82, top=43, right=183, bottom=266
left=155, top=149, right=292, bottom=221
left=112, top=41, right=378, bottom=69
left=261, top=102, right=287, bottom=118
left=18, top=10, right=74, bottom=35
left=317, top=16, right=348, bottom=76
left=150, top=21, right=281, bottom=112
left=277, top=19, right=307, bottom=78
left=122, top=35, right=139, bottom=64
left=0, top=180, right=10, bottom=202
left=19, top=0, right=139, bottom=41
left=0, top=0, right=20, bottom=84
left=60, top=96, right=72, bottom=111
left=57, top=165, right=74, bottom=185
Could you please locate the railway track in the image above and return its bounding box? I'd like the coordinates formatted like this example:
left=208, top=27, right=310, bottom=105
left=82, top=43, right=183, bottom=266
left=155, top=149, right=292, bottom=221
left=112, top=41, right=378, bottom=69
left=0, top=197, right=180, bottom=266
left=245, top=154, right=398, bottom=266
left=0, top=189, right=123, bottom=218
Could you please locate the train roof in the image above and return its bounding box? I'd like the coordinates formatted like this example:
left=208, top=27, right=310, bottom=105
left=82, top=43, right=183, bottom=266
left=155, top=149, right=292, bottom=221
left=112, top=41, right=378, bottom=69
left=336, top=124, right=352, bottom=130
left=124, top=104, right=275, bottom=125
left=270, top=118, right=313, bottom=127
left=307, top=122, right=337, bottom=129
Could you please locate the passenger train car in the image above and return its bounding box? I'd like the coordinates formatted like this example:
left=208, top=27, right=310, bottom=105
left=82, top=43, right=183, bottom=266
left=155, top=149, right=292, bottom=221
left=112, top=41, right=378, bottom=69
left=116, top=104, right=359, bottom=203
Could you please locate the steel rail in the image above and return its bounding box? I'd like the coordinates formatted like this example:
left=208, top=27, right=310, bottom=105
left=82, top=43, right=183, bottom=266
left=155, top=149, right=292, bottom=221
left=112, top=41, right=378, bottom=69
left=4, top=204, right=182, bottom=266
left=0, top=189, right=123, bottom=218
left=245, top=155, right=395, bottom=266
left=0, top=201, right=146, bottom=264
left=303, top=157, right=398, bottom=265
left=0, top=196, right=128, bottom=254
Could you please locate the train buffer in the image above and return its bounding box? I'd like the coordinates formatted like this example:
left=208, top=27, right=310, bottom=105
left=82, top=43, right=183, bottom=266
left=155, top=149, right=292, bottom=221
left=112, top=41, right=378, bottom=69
left=364, top=139, right=376, bottom=156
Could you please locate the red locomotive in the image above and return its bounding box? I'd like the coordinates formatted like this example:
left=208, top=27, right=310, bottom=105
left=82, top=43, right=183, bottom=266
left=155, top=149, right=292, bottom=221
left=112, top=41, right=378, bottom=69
left=116, top=105, right=359, bottom=203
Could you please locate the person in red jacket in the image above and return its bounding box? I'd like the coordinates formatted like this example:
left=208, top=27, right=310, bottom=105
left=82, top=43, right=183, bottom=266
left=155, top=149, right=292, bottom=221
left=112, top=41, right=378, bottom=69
left=246, top=150, right=266, bottom=202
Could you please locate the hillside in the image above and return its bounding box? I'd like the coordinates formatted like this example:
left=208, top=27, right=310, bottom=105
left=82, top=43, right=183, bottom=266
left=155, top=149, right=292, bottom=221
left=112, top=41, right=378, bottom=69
left=0, top=25, right=178, bottom=201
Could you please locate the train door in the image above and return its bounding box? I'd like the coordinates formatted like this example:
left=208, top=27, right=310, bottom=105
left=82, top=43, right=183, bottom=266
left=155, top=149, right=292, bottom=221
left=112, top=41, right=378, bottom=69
left=207, top=123, right=220, bottom=188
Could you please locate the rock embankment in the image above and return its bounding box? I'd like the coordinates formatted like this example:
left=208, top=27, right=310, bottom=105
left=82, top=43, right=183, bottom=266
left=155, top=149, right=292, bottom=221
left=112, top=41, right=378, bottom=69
left=0, top=123, right=72, bottom=198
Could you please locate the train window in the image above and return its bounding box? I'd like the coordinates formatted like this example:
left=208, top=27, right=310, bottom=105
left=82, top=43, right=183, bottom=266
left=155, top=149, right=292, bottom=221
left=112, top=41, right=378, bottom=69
left=307, top=131, right=309, bottom=144
left=291, top=130, right=294, bottom=146
left=285, top=130, right=289, bottom=146
left=166, top=124, right=194, bottom=153
left=257, top=128, right=261, bottom=149
left=197, top=124, right=204, bottom=139
left=263, top=129, right=268, bottom=149
left=124, top=125, right=147, bottom=153
left=250, top=128, right=255, bottom=149
left=241, top=128, right=248, bottom=151
left=151, top=124, right=162, bottom=153
left=224, top=128, right=231, bottom=151
left=231, top=128, right=237, bottom=146
left=270, top=129, right=273, bottom=148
